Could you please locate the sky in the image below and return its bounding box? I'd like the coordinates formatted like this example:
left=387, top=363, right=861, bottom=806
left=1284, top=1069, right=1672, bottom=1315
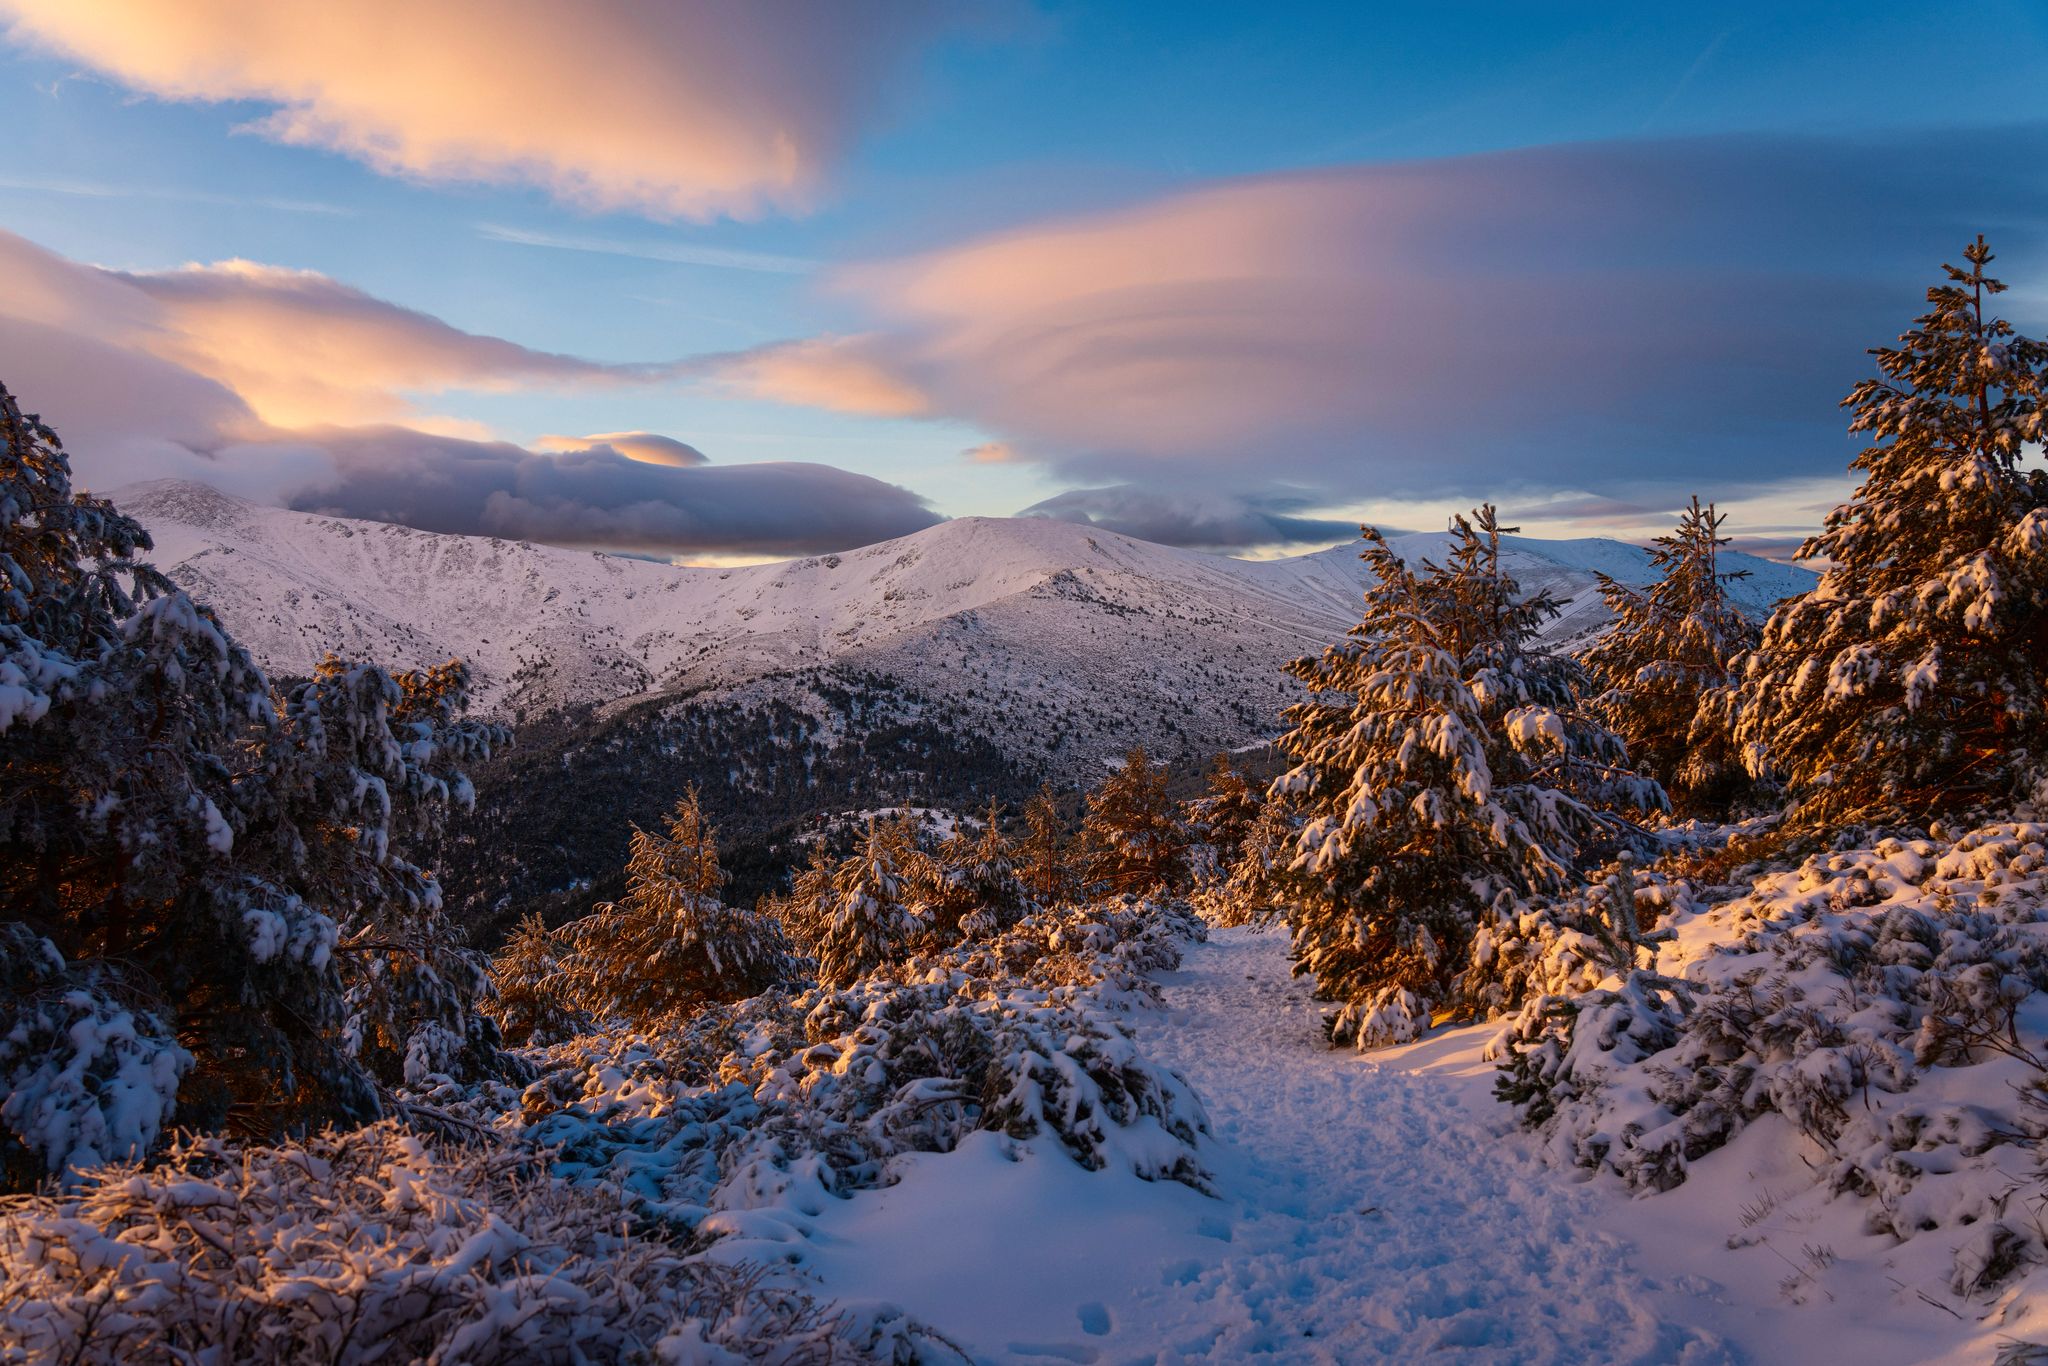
left=0, top=1, right=2044, bottom=564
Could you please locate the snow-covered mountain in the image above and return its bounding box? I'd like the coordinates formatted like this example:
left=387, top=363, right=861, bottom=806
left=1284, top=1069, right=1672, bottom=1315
left=119, top=480, right=1813, bottom=759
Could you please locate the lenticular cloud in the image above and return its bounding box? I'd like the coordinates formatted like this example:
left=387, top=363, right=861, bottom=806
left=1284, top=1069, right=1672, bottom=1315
left=0, top=0, right=974, bottom=219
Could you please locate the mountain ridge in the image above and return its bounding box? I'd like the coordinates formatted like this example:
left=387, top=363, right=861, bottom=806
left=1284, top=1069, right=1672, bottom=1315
left=118, top=478, right=1814, bottom=762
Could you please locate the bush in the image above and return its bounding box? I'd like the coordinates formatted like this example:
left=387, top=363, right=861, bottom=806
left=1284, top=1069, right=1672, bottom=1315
left=0, top=1123, right=943, bottom=1364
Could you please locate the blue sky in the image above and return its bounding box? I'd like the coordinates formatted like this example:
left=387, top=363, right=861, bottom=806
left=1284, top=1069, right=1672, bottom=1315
left=1, top=1, right=2043, bottom=559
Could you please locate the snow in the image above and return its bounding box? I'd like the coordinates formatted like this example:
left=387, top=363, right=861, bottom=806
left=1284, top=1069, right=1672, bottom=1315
left=768, top=926, right=2042, bottom=1364
left=116, top=481, right=1813, bottom=764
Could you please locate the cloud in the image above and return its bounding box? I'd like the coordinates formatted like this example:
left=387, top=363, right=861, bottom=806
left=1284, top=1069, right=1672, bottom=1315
left=476, top=224, right=816, bottom=275
left=962, top=441, right=1020, bottom=464
left=0, top=229, right=940, bottom=556
left=791, top=127, right=2048, bottom=503
left=0, top=0, right=975, bottom=220
left=0, top=172, right=350, bottom=216
left=713, top=335, right=931, bottom=418
left=279, top=427, right=940, bottom=556
left=114, top=257, right=640, bottom=428
left=534, top=431, right=708, bottom=467
left=1017, top=485, right=1358, bottom=551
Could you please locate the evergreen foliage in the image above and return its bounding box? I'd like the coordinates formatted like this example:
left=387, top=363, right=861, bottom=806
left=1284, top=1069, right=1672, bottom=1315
left=485, top=913, right=587, bottom=1047
left=926, top=801, right=1025, bottom=941
left=0, top=380, right=503, bottom=1178
left=1079, top=747, right=1190, bottom=898
left=1016, top=782, right=1080, bottom=908
left=1274, top=507, right=1664, bottom=1045
left=549, top=790, right=792, bottom=1026
left=1185, top=753, right=1262, bottom=874
left=814, top=816, right=929, bottom=987
left=1714, top=237, right=2048, bottom=829
left=1198, top=800, right=1298, bottom=929
left=1579, top=497, right=1759, bottom=815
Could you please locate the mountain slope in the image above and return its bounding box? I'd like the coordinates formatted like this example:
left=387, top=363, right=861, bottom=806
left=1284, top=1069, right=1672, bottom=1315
left=121, top=480, right=1814, bottom=760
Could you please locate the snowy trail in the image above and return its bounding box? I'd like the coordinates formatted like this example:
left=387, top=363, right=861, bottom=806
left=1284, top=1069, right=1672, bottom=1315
left=1102, top=927, right=1730, bottom=1364
left=800, top=926, right=1736, bottom=1364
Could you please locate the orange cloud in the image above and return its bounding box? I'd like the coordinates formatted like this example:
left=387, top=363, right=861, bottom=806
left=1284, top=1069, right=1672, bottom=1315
left=534, top=431, right=708, bottom=467
left=715, top=335, right=930, bottom=418
left=795, top=131, right=2048, bottom=501
left=0, top=0, right=969, bottom=220
left=117, top=259, right=627, bottom=429
left=0, top=230, right=943, bottom=555
left=962, top=441, right=1019, bottom=464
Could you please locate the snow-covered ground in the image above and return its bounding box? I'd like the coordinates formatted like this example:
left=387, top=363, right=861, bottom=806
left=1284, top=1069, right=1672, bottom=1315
left=777, top=928, right=2042, bottom=1364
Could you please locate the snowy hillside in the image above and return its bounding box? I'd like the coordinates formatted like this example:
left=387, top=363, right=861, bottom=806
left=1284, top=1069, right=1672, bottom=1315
left=120, top=480, right=1813, bottom=756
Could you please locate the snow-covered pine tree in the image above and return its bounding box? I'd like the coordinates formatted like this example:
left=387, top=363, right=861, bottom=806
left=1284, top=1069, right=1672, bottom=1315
left=0, top=379, right=506, bottom=1176
left=1015, top=782, right=1079, bottom=908
left=1579, top=497, right=1759, bottom=815
left=287, top=656, right=510, bottom=1092
left=816, top=815, right=930, bottom=987
left=1079, top=746, right=1190, bottom=898
left=1713, top=237, right=2048, bottom=829
left=1199, top=798, right=1298, bottom=929
left=925, top=801, right=1023, bottom=942
left=553, top=789, right=791, bottom=1024
left=1185, top=752, right=1262, bottom=877
left=1275, top=508, right=1664, bottom=1046
left=763, top=840, right=839, bottom=958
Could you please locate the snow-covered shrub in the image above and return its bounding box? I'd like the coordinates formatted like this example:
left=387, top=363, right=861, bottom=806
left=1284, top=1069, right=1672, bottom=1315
left=1498, top=820, right=2048, bottom=1288
left=0, top=1123, right=939, bottom=1364
left=0, top=924, right=189, bottom=1182
left=506, top=897, right=1211, bottom=1237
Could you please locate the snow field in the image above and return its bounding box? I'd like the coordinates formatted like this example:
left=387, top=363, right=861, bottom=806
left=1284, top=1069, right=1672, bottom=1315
left=782, top=929, right=1722, bottom=1363
left=785, top=924, right=2044, bottom=1364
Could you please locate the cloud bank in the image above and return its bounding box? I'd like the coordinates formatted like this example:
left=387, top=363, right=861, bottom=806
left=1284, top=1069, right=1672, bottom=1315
left=276, top=427, right=942, bottom=557
left=1017, top=485, right=1358, bottom=552
left=0, top=231, right=940, bottom=556
left=0, top=0, right=974, bottom=219
left=754, top=128, right=2048, bottom=508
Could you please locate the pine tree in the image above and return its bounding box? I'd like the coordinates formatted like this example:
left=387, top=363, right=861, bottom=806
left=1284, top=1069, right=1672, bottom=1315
left=1015, top=782, right=1079, bottom=908
left=485, top=913, right=587, bottom=1046
left=554, top=789, right=790, bottom=1024
left=1579, top=497, right=1759, bottom=814
left=925, top=801, right=1023, bottom=942
left=1275, top=508, right=1663, bottom=1046
left=0, top=379, right=505, bottom=1175
left=763, top=840, right=839, bottom=957
left=293, top=656, right=509, bottom=1092
left=1079, top=746, right=1189, bottom=898
left=1200, top=799, right=1297, bottom=929
left=1185, top=753, right=1262, bottom=875
left=1713, top=237, right=2048, bottom=829
left=815, top=816, right=929, bottom=987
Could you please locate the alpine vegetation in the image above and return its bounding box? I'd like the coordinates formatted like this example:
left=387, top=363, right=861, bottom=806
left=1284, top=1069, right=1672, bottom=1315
left=1580, top=496, right=1760, bottom=816
left=1272, top=505, right=1664, bottom=1045
left=0, top=381, right=507, bottom=1184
